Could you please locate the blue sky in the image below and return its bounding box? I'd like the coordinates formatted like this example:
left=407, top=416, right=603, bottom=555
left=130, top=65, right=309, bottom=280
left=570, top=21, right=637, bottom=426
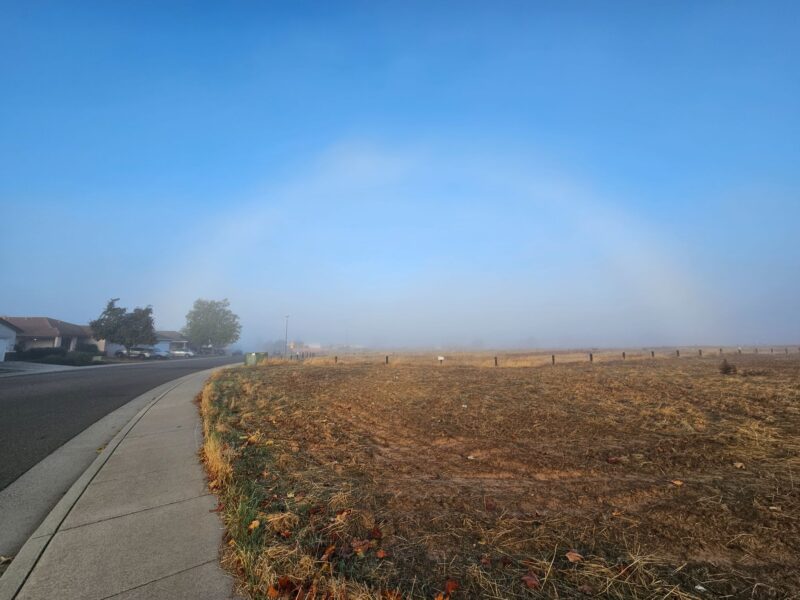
left=1, top=1, right=798, bottom=348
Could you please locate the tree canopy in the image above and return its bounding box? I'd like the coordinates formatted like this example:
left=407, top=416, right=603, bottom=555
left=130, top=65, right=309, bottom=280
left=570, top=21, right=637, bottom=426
left=90, top=298, right=157, bottom=350
left=182, top=298, right=241, bottom=349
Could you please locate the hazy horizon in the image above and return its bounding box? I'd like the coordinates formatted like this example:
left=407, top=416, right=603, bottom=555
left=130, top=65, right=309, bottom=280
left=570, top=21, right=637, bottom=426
left=2, top=2, right=798, bottom=350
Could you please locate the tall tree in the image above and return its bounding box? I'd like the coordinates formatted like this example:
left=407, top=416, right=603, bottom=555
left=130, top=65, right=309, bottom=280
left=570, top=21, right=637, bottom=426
left=90, top=299, right=157, bottom=350
left=182, top=298, right=241, bottom=349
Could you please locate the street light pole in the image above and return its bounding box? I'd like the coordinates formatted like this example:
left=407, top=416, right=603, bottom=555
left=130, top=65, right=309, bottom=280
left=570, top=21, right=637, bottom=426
left=284, top=315, right=289, bottom=358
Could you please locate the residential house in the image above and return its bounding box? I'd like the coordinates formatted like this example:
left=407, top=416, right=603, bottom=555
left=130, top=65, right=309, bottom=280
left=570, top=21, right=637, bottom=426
left=0, top=318, right=22, bottom=361
left=2, top=317, right=94, bottom=352
left=154, top=330, right=190, bottom=354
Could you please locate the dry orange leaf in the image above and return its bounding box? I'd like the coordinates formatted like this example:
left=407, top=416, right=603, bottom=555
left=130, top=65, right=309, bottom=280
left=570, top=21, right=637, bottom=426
left=733, top=462, right=745, bottom=469
left=671, top=479, right=684, bottom=487
left=376, top=549, right=390, bottom=559
left=267, top=585, right=280, bottom=599
left=247, top=519, right=260, bottom=531
left=522, top=573, right=540, bottom=589
left=322, top=545, right=336, bottom=561
left=565, top=550, right=583, bottom=563
left=445, top=579, right=459, bottom=595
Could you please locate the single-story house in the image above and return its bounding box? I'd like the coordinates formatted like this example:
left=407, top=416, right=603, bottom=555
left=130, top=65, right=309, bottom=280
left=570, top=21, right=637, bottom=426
left=154, top=330, right=190, bottom=353
left=0, top=318, right=23, bottom=361
left=2, top=317, right=95, bottom=352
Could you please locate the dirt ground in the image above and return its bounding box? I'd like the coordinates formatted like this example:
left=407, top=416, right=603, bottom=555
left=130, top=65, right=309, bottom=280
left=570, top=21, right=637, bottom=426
left=201, top=353, right=800, bottom=599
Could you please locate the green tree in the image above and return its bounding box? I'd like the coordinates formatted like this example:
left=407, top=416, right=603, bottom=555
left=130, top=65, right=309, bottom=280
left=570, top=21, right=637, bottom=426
left=90, top=299, right=157, bottom=350
left=182, top=298, right=241, bottom=350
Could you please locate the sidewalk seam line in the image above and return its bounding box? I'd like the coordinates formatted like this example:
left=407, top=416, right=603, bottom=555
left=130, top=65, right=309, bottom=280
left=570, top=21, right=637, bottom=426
left=98, top=559, right=220, bottom=600
left=57, top=492, right=213, bottom=532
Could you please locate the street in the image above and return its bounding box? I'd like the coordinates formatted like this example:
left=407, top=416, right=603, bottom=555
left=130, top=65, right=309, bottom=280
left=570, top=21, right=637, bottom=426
left=0, top=356, right=239, bottom=491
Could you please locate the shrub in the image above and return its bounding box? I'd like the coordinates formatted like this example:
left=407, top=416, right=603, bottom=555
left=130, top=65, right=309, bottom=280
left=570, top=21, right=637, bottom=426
left=9, top=347, right=68, bottom=361
left=719, top=359, right=737, bottom=375
left=76, top=342, right=100, bottom=354
left=40, top=351, right=95, bottom=366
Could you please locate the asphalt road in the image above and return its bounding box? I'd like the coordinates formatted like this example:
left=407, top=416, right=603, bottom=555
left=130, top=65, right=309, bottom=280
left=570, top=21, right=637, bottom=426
left=0, top=356, right=240, bottom=491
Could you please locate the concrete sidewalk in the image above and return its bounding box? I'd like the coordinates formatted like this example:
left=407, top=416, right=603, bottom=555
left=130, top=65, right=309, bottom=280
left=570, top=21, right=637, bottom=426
left=0, top=369, right=240, bottom=600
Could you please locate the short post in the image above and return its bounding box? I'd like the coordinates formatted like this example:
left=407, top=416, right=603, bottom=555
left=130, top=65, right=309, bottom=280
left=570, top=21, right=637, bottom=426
left=785, top=348, right=788, bottom=354
left=699, top=349, right=702, bottom=357
left=385, top=355, right=389, bottom=365
left=676, top=349, right=680, bottom=358
left=651, top=350, right=654, bottom=358
left=738, top=348, right=742, bottom=354
left=551, top=354, right=555, bottom=365
left=334, top=355, right=338, bottom=364
left=589, top=352, right=593, bottom=363
left=622, top=351, right=626, bottom=360
left=719, top=348, right=723, bottom=355
left=771, top=348, right=774, bottom=354
left=494, top=356, right=498, bottom=367
left=755, top=348, right=759, bottom=354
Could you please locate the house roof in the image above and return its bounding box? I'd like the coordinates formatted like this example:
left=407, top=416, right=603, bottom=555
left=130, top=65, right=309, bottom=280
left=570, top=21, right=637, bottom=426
left=156, top=330, right=187, bottom=342
left=0, top=318, right=24, bottom=334
left=2, top=317, right=90, bottom=338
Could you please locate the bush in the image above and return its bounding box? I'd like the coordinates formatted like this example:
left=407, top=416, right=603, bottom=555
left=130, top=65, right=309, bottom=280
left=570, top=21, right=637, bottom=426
left=719, top=359, right=737, bottom=375
left=76, top=342, right=100, bottom=354
left=39, top=351, right=96, bottom=366
left=10, top=347, right=68, bottom=361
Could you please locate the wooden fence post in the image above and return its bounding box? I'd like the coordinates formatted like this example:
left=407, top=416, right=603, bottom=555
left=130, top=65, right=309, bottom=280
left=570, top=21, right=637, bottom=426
left=622, top=351, right=626, bottom=360
left=334, top=355, right=338, bottom=364
left=699, top=349, right=702, bottom=357
left=589, top=352, right=593, bottom=363
left=385, top=355, right=389, bottom=365
left=551, top=354, right=555, bottom=365
left=676, top=349, right=680, bottom=358
left=651, top=350, right=654, bottom=358
left=494, top=356, right=498, bottom=367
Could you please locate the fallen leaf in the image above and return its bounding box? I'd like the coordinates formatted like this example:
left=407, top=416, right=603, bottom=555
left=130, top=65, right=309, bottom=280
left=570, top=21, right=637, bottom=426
left=445, top=579, right=459, bottom=595
left=484, top=497, right=497, bottom=511
left=565, top=550, right=583, bottom=563
left=434, top=594, right=445, bottom=600
left=670, top=479, right=684, bottom=487
left=267, top=585, right=280, bottom=599
left=321, top=545, right=336, bottom=561
left=769, top=505, right=781, bottom=511
left=466, top=455, right=476, bottom=460
left=376, top=549, right=389, bottom=559
left=733, top=462, right=745, bottom=469
left=611, top=510, right=623, bottom=517
left=247, top=519, right=260, bottom=531
left=277, top=575, right=293, bottom=591
left=368, top=526, right=383, bottom=540
left=351, top=539, right=373, bottom=557
left=522, top=573, right=540, bottom=589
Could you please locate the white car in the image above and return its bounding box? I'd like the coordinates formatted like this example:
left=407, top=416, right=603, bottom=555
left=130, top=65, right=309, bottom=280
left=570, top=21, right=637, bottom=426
left=170, top=348, right=195, bottom=358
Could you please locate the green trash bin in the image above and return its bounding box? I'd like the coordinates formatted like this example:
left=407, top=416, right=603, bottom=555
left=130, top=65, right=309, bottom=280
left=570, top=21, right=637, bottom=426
left=244, top=352, right=267, bottom=366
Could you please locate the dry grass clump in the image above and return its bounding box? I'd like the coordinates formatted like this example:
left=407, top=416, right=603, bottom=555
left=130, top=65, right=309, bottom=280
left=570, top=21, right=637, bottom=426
left=201, top=353, right=800, bottom=599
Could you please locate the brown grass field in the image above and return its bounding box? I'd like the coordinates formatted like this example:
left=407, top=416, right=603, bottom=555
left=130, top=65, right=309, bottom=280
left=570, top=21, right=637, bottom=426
left=200, top=352, right=800, bottom=599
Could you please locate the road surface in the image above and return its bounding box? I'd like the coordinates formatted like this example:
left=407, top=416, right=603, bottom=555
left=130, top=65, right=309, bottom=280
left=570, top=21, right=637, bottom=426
left=0, top=356, right=239, bottom=491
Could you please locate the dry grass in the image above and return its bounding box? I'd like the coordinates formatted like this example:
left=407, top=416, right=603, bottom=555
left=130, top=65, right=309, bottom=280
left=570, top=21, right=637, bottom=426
left=200, top=353, right=800, bottom=599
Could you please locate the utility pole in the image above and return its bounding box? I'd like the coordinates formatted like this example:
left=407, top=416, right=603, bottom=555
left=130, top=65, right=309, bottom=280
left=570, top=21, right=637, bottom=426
left=284, top=315, right=289, bottom=358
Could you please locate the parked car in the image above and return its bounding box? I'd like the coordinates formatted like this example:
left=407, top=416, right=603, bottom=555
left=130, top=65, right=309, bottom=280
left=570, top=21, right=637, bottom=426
left=170, top=348, right=195, bottom=358
left=129, top=347, right=154, bottom=359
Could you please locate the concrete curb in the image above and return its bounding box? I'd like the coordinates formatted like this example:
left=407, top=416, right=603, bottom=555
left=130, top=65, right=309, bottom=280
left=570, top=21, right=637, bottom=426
left=0, top=368, right=218, bottom=600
